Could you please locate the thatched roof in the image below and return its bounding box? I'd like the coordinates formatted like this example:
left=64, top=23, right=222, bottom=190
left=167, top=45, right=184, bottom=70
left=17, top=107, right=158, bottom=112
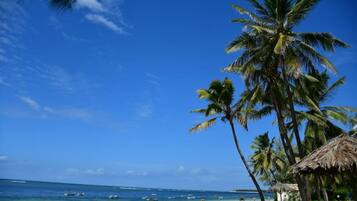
left=290, top=134, right=357, bottom=175
left=269, top=183, right=299, bottom=192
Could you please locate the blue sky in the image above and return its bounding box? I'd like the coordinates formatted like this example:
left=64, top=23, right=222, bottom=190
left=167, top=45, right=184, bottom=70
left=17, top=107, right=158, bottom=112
left=0, top=0, right=356, bottom=191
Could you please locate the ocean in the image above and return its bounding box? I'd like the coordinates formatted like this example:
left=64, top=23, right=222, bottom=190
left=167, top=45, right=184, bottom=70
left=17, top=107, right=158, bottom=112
left=0, top=179, right=273, bottom=201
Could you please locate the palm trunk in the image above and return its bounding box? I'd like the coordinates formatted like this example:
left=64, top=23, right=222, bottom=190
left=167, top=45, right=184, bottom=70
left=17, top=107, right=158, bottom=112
left=270, top=90, right=308, bottom=201
left=322, top=189, right=329, bottom=201
left=280, top=57, right=304, bottom=158
left=351, top=173, right=357, bottom=201
left=228, top=119, right=265, bottom=201
left=269, top=169, right=277, bottom=184
left=280, top=57, right=311, bottom=201
left=317, top=176, right=329, bottom=201
left=315, top=177, right=322, bottom=201
left=271, top=92, right=296, bottom=164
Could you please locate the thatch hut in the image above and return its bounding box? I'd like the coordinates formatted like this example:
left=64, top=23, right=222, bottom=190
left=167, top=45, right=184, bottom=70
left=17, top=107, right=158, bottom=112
left=269, top=183, right=299, bottom=201
left=290, top=134, right=357, bottom=175
left=290, top=134, right=357, bottom=200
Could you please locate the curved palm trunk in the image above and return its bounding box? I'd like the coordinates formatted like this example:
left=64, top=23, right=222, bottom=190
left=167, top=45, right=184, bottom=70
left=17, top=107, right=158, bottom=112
left=228, top=119, right=265, bottom=201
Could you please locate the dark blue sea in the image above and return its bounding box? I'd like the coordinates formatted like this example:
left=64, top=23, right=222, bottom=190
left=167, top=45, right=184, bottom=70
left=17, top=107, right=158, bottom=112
left=0, top=179, right=273, bottom=201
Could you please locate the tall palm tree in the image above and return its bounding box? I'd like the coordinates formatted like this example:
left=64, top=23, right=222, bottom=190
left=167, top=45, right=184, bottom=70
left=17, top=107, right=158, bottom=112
left=226, top=0, right=349, bottom=160
left=225, top=36, right=310, bottom=200
left=190, top=78, right=265, bottom=201
left=225, top=1, right=349, bottom=200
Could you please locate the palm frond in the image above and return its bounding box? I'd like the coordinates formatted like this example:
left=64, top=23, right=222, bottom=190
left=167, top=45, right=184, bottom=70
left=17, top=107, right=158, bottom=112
left=247, top=0, right=270, bottom=18
left=295, top=40, right=337, bottom=73
left=297, top=111, right=327, bottom=127
left=287, top=0, right=320, bottom=26
left=197, top=89, right=210, bottom=99
left=321, top=76, right=345, bottom=101
left=189, top=118, right=217, bottom=132
left=226, top=32, right=256, bottom=53
left=298, top=32, right=350, bottom=51
left=50, top=0, right=75, bottom=9
left=191, top=109, right=206, bottom=114
left=232, top=4, right=268, bottom=25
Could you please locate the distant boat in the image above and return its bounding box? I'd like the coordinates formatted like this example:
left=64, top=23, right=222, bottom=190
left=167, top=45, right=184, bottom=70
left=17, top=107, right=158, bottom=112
left=146, top=198, right=158, bottom=201
left=120, top=187, right=137, bottom=190
left=109, top=195, right=119, bottom=199
left=218, top=196, right=224, bottom=200
left=10, top=180, right=26, bottom=183
left=64, top=192, right=84, bottom=197
left=187, top=195, right=196, bottom=200
left=64, top=192, right=76, bottom=197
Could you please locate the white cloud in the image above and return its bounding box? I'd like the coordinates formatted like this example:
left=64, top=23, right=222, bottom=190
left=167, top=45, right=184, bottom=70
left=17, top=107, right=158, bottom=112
left=177, top=165, right=185, bottom=172
left=0, top=1, right=26, bottom=63
left=72, top=0, right=128, bottom=34
left=43, top=106, right=92, bottom=120
left=84, top=168, right=105, bottom=175
left=49, top=16, right=90, bottom=43
left=137, top=104, right=153, bottom=118
left=145, top=73, right=159, bottom=80
left=18, top=96, right=40, bottom=111
left=0, top=77, right=11, bottom=87
left=145, top=72, right=161, bottom=87
left=190, top=168, right=202, bottom=175
left=44, top=66, right=74, bottom=93
left=66, top=168, right=105, bottom=176
left=16, top=96, right=91, bottom=121
left=76, top=0, right=106, bottom=12
left=0, top=155, right=8, bottom=161
left=125, top=170, right=149, bottom=176
left=85, top=14, right=124, bottom=33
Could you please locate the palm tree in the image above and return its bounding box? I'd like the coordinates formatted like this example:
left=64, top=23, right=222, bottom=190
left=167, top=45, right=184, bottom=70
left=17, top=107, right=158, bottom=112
left=226, top=0, right=349, bottom=160
left=250, top=133, right=295, bottom=187
left=293, top=71, right=357, bottom=149
left=190, top=78, right=265, bottom=201
left=225, top=1, right=349, bottom=200
left=250, top=132, right=287, bottom=185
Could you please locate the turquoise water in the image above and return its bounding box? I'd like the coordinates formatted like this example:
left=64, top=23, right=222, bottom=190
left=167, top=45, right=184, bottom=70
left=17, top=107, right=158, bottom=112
left=0, top=179, right=273, bottom=201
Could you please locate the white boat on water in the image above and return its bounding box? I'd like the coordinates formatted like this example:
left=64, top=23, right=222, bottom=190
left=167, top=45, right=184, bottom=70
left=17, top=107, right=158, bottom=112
left=109, top=195, right=119, bottom=199
left=64, top=192, right=84, bottom=197
left=64, top=192, right=76, bottom=197
left=10, top=180, right=26, bottom=183
left=187, top=195, right=196, bottom=200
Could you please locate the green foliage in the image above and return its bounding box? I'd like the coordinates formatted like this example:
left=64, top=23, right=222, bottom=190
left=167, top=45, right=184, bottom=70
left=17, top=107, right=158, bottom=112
left=223, top=2, right=356, bottom=200
left=250, top=133, right=295, bottom=185
left=189, top=78, right=235, bottom=132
